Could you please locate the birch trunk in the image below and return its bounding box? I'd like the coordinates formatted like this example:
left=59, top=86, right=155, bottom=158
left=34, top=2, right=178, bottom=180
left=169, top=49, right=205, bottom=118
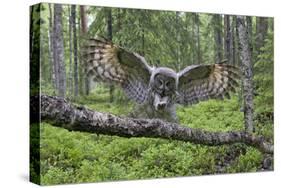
left=237, top=16, right=254, bottom=133
left=53, top=4, right=66, bottom=97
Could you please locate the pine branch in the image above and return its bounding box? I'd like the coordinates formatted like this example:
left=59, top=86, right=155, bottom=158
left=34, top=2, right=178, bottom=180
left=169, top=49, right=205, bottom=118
left=31, top=95, right=273, bottom=154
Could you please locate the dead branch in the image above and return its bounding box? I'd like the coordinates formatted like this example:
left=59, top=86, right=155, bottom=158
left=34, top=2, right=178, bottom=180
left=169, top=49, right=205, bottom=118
left=30, top=95, right=273, bottom=154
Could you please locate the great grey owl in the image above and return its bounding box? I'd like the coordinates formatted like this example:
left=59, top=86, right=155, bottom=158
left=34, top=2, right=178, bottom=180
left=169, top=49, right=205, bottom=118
left=83, top=38, right=240, bottom=122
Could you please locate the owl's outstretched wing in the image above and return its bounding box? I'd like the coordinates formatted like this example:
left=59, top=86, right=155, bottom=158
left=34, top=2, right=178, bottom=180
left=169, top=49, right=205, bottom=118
left=83, top=38, right=153, bottom=103
left=177, top=63, right=240, bottom=105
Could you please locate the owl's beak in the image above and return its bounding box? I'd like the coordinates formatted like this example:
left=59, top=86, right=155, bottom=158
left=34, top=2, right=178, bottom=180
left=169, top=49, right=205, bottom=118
left=154, top=94, right=168, bottom=111
left=157, top=102, right=167, bottom=110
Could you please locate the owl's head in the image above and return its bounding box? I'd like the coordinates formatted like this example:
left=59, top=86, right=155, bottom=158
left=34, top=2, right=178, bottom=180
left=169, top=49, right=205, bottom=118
left=150, top=67, right=178, bottom=111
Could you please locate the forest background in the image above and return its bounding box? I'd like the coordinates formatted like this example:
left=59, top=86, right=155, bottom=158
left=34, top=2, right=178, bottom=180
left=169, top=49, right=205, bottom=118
left=30, top=3, right=273, bottom=185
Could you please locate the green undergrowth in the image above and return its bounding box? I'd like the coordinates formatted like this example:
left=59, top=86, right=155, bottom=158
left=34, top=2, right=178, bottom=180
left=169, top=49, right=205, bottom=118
left=37, top=87, right=272, bottom=185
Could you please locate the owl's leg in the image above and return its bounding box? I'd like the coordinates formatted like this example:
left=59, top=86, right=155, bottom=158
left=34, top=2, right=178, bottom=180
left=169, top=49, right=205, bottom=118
left=129, top=103, right=178, bottom=123
left=128, top=103, right=153, bottom=119
left=166, top=105, right=178, bottom=123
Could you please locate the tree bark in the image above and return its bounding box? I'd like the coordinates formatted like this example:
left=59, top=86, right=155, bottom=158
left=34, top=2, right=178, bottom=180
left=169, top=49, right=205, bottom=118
left=213, top=15, right=223, bottom=63
left=195, top=13, right=201, bottom=64
left=50, top=4, right=59, bottom=92
left=191, top=13, right=195, bottom=65
left=80, top=5, right=90, bottom=95
left=237, top=16, right=254, bottom=133
left=175, top=11, right=181, bottom=70
left=231, top=16, right=236, bottom=65
left=246, top=17, right=253, bottom=55
left=224, top=15, right=231, bottom=63
left=107, top=8, right=114, bottom=103
left=80, top=6, right=88, bottom=34
left=53, top=4, right=66, bottom=97
left=78, top=19, right=85, bottom=96
left=32, top=95, right=273, bottom=154
left=68, top=5, right=73, bottom=96
left=72, top=5, right=79, bottom=97
left=48, top=4, right=56, bottom=90
left=234, top=16, right=241, bottom=66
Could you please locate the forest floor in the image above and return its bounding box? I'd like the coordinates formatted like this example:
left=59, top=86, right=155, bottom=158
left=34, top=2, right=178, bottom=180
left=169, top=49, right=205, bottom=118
left=34, top=86, right=273, bottom=185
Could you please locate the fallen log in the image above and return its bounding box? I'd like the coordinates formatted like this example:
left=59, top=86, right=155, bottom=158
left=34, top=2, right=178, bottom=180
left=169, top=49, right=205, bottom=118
left=30, top=95, right=273, bottom=154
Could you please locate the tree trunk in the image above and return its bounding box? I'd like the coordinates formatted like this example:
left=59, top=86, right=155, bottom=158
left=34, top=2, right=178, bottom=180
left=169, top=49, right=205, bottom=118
left=68, top=6, right=73, bottom=96
left=78, top=18, right=85, bottom=96
left=72, top=5, right=79, bottom=97
left=224, top=15, right=231, bottom=63
left=53, top=4, right=66, bottom=97
left=80, top=5, right=90, bottom=95
left=255, top=17, right=268, bottom=62
left=234, top=16, right=241, bottom=66
left=237, top=16, right=254, bottom=133
left=191, top=13, right=195, bottom=65
left=175, top=11, right=181, bottom=70
left=231, top=16, right=236, bottom=65
left=246, top=17, right=253, bottom=56
left=50, top=5, right=59, bottom=92
left=233, top=16, right=244, bottom=112
left=80, top=6, right=88, bottom=34
left=48, top=4, right=56, bottom=90
left=39, top=18, right=44, bottom=82
left=213, top=15, right=223, bottom=63
left=107, top=8, right=114, bottom=103
left=195, top=13, right=201, bottom=64
left=33, top=95, right=273, bottom=154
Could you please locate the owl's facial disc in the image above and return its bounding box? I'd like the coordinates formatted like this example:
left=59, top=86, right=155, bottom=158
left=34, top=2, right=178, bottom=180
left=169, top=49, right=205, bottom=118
left=152, top=73, right=176, bottom=111
left=153, top=74, right=176, bottom=95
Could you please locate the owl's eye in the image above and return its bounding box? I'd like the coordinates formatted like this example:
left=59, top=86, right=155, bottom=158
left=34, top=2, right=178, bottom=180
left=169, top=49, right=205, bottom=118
left=167, top=80, right=175, bottom=87
left=157, top=79, right=163, bottom=86
left=166, top=81, right=170, bottom=87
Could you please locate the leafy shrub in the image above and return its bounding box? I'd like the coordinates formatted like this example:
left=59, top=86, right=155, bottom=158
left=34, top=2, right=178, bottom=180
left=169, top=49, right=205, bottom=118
left=39, top=88, right=268, bottom=185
